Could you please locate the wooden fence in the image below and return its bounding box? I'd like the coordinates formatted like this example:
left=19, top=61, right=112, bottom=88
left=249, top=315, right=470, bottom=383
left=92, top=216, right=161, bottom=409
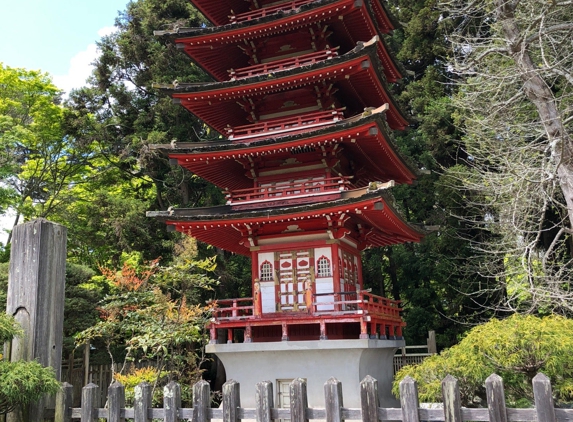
left=53, top=373, right=569, bottom=422
left=393, top=331, right=437, bottom=373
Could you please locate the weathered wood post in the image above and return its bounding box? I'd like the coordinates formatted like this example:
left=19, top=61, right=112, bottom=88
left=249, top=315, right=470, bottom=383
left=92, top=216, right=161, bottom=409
left=54, top=382, right=73, bottom=422
left=290, top=378, right=309, bottom=422
left=134, top=382, right=152, bottom=422
left=399, top=376, right=420, bottom=422
left=193, top=380, right=211, bottom=422
left=255, top=381, right=273, bottom=422
left=108, top=381, right=126, bottom=422
left=533, top=373, right=556, bottom=422
left=163, top=381, right=182, bottom=422
left=485, top=374, right=507, bottom=422
left=360, top=376, right=379, bottom=422
left=324, top=378, right=343, bottom=422
left=5, top=219, right=67, bottom=422
left=223, top=380, right=241, bottom=422
left=441, top=375, right=462, bottom=422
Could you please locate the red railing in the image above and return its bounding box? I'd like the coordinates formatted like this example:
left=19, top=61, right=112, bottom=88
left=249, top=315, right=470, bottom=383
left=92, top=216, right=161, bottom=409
left=229, top=0, right=316, bottom=23
left=210, top=291, right=401, bottom=321
left=226, top=176, right=353, bottom=204
left=228, top=48, right=339, bottom=80
left=226, top=108, right=345, bottom=140
left=209, top=290, right=403, bottom=343
left=210, top=298, right=254, bottom=320
left=311, top=291, right=402, bottom=319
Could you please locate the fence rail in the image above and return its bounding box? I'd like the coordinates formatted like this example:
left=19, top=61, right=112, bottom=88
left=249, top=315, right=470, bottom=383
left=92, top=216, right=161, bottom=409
left=54, top=372, right=568, bottom=422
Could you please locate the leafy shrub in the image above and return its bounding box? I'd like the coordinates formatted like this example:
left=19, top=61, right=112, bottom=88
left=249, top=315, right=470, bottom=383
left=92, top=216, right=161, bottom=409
left=393, top=314, right=573, bottom=406
left=0, top=314, right=59, bottom=413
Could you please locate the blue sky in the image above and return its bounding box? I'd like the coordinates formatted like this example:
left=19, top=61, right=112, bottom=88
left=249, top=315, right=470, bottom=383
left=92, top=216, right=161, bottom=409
left=0, top=0, right=128, bottom=93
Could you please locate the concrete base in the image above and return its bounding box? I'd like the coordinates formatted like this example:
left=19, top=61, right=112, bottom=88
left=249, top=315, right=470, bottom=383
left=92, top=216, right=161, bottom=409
left=207, top=338, right=404, bottom=408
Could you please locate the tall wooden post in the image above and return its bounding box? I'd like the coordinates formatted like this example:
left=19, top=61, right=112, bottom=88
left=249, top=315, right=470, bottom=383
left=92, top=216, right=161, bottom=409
left=5, top=219, right=67, bottom=422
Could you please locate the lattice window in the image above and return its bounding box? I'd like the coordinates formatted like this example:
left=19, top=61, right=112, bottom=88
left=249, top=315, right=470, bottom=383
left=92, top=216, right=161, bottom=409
left=260, top=261, right=274, bottom=281
left=316, top=256, right=331, bottom=277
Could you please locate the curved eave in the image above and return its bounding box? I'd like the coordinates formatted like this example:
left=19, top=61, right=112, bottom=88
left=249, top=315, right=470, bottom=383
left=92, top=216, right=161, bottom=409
left=371, top=0, right=400, bottom=32
left=186, top=0, right=400, bottom=31
left=156, top=111, right=417, bottom=190
left=157, top=40, right=410, bottom=133
left=148, top=188, right=425, bottom=255
left=159, top=0, right=403, bottom=82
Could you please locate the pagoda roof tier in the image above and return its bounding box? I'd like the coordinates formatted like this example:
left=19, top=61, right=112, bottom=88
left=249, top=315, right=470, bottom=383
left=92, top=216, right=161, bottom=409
left=151, top=107, right=417, bottom=190
left=155, top=38, right=410, bottom=133
left=185, top=0, right=399, bottom=31
left=147, top=186, right=425, bottom=255
left=156, top=0, right=404, bottom=82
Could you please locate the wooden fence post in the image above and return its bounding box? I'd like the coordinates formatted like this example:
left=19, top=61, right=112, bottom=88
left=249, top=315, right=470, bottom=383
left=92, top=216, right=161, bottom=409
left=441, top=375, right=462, bottom=422
left=427, top=331, right=437, bottom=354
left=324, top=378, right=343, bottom=422
left=55, top=382, right=73, bottom=422
left=108, top=381, right=126, bottom=422
left=223, top=380, right=241, bottom=422
left=80, top=383, right=99, bottom=422
left=360, top=376, right=379, bottom=422
left=255, top=381, right=273, bottom=422
left=399, top=376, right=420, bottom=422
left=163, top=381, right=181, bottom=422
left=485, top=374, right=507, bottom=422
left=193, top=380, right=211, bottom=422
left=290, top=378, right=309, bottom=422
left=134, top=382, right=152, bottom=422
left=533, top=373, right=556, bottom=422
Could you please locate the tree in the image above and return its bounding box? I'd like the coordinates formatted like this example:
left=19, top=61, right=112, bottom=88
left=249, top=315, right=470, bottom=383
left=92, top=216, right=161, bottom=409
left=75, top=252, right=217, bottom=405
left=65, top=0, right=218, bottom=213
left=441, top=0, right=573, bottom=313
left=0, top=65, right=97, bottom=243
left=0, top=314, right=60, bottom=414
left=393, top=314, right=573, bottom=406
left=356, top=0, right=495, bottom=347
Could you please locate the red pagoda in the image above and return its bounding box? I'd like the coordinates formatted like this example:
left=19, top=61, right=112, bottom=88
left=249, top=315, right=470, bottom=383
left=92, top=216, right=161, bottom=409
left=149, top=0, right=424, bottom=407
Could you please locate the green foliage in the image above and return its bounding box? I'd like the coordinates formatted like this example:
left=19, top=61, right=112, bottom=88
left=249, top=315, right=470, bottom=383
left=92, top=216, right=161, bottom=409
left=76, top=253, right=217, bottom=405
left=0, top=360, right=60, bottom=413
left=63, top=263, right=106, bottom=358
left=0, top=64, right=100, bottom=232
left=394, top=314, right=573, bottom=406
left=0, top=313, right=22, bottom=345
left=0, top=262, right=8, bottom=309
left=0, top=313, right=59, bottom=413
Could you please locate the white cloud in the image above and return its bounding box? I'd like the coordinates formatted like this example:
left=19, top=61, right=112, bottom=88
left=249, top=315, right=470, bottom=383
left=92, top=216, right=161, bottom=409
left=53, top=26, right=118, bottom=95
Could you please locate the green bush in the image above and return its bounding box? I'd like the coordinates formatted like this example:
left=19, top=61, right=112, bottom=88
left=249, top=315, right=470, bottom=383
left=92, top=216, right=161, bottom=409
left=394, top=314, right=573, bottom=406
left=0, top=314, right=60, bottom=414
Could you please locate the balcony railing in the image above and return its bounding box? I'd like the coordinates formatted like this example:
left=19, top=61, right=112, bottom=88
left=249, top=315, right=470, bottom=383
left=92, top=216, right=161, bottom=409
left=229, top=0, right=316, bottom=23
left=226, top=176, right=353, bottom=207
left=228, top=48, right=339, bottom=80
left=226, top=108, right=345, bottom=141
left=208, top=290, right=404, bottom=343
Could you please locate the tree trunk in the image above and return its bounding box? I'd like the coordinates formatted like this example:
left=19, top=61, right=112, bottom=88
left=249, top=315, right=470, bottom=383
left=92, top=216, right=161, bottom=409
left=496, top=0, right=573, bottom=229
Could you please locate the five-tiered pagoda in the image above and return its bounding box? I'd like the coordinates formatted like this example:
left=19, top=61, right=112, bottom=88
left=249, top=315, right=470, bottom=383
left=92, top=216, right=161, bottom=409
left=149, top=0, right=425, bottom=407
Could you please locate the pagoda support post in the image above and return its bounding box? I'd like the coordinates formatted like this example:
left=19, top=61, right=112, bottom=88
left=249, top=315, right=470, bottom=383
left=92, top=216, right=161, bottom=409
left=5, top=219, right=67, bottom=422
left=359, top=319, right=369, bottom=339
left=319, top=320, right=327, bottom=340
